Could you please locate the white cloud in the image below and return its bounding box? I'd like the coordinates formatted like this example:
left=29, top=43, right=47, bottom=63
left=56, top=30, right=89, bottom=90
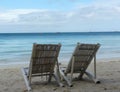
left=0, top=9, right=48, bottom=23
left=0, top=0, right=120, bottom=32
left=0, top=2, right=120, bottom=24
left=17, top=10, right=68, bottom=25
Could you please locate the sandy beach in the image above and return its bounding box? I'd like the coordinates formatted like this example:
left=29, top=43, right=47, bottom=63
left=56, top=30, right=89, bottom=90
left=0, top=59, right=120, bottom=92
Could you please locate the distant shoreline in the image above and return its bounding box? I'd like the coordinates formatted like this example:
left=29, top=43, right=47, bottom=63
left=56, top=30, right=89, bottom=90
left=0, top=31, right=120, bottom=34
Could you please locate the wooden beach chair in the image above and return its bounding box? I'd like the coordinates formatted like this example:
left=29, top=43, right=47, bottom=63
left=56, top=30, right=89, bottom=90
left=59, top=43, right=100, bottom=87
left=21, top=43, right=63, bottom=91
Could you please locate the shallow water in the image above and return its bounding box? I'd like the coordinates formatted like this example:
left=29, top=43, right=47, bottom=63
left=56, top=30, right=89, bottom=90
left=0, top=32, right=120, bottom=65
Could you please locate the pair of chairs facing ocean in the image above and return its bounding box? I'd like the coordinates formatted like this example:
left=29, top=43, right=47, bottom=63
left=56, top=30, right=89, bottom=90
left=21, top=43, right=100, bottom=91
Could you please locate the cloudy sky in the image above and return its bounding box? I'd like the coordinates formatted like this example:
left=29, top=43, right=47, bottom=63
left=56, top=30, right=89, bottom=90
left=0, top=0, right=120, bottom=33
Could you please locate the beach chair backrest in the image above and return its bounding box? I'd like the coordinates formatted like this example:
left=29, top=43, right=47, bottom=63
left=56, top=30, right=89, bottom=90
left=66, top=43, right=100, bottom=73
left=29, top=43, right=61, bottom=74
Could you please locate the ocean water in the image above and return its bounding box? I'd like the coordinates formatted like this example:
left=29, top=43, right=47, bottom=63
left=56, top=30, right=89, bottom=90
left=0, top=32, right=120, bottom=65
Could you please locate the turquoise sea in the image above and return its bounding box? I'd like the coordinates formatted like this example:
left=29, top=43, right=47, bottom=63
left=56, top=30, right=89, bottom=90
left=0, top=32, right=120, bottom=65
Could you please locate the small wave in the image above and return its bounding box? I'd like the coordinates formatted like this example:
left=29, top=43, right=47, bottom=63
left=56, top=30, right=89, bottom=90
left=0, top=50, right=31, bottom=53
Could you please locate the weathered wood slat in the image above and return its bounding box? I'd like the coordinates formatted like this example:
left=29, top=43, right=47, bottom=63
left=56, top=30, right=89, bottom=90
left=60, top=43, right=100, bottom=86
left=21, top=43, right=63, bottom=91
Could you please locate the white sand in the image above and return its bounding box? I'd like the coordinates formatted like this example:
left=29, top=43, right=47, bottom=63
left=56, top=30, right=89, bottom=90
left=0, top=60, right=120, bottom=92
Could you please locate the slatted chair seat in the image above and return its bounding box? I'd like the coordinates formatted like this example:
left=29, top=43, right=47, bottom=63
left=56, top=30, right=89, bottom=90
left=21, top=43, right=63, bottom=91
left=59, top=43, right=100, bottom=87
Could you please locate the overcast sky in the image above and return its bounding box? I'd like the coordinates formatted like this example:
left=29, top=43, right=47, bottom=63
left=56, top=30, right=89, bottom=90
left=0, top=0, right=120, bottom=33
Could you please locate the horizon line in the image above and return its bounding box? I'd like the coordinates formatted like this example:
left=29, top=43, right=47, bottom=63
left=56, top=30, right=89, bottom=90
left=0, top=31, right=120, bottom=34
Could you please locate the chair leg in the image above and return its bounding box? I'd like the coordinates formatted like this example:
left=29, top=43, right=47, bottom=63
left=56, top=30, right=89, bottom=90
left=85, top=71, right=100, bottom=84
left=48, top=75, right=52, bottom=83
left=53, top=73, right=64, bottom=87
left=78, top=72, right=84, bottom=80
left=21, top=68, right=32, bottom=91
left=59, top=69, right=73, bottom=87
